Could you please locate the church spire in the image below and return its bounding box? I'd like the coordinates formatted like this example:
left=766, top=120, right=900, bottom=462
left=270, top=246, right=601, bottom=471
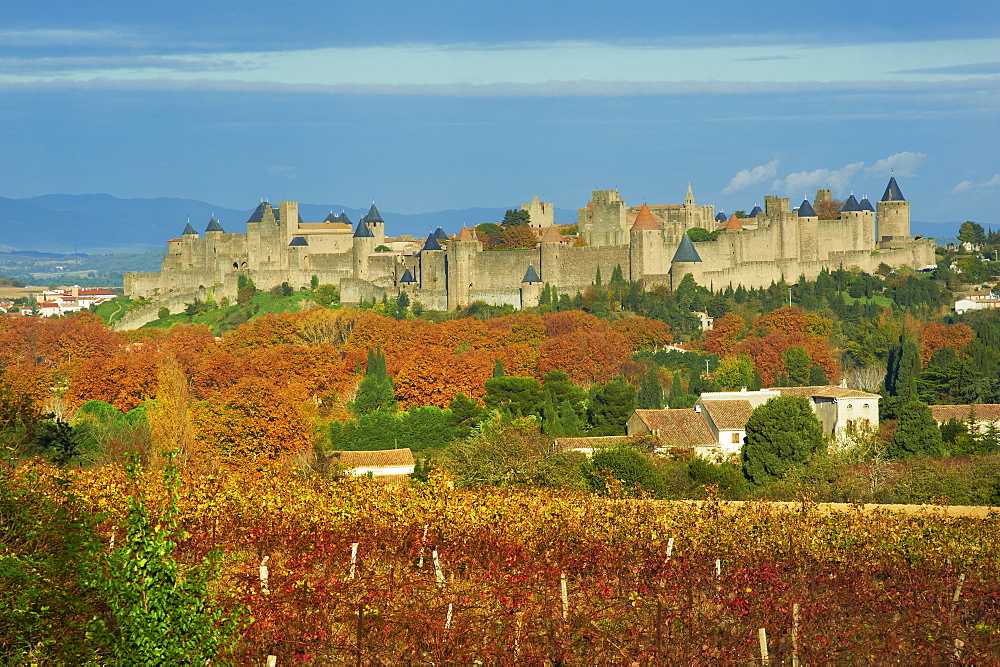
left=685, top=181, right=695, bottom=206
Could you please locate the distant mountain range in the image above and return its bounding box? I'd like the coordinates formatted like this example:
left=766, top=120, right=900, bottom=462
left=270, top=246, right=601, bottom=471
left=0, top=193, right=578, bottom=254
left=0, top=193, right=961, bottom=254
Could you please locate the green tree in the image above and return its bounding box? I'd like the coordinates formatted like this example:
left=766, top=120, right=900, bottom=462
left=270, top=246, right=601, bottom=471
left=84, top=455, right=242, bottom=662
left=637, top=366, right=664, bottom=409
left=589, top=445, right=666, bottom=497
left=236, top=274, right=256, bottom=304
left=888, top=399, right=944, bottom=458
left=483, top=376, right=545, bottom=418
left=448, top=393, right=484, bottom=439
left=808, top=364, right=828, bottom=385
left=742, top=396, right=825, bottom=485
left=715, top=354, right=755, bottom=391
left=587, top=377, right=638, bottom=435
left=557, top=399, right=581, bottom=437
left=781, top=346, right=812, bottom=386
left=493, top=358, right=505, bottom=378
left=958, top=221, right=987, bottom=248
left=501, top=208, right=531, bottom=227
left=395, top=290, right=410, bottom=319
left=314, top=284, right=340, bottom=307
left=350, top=348, right=396, bottom=415
left=886, top=337, right=921, bottom=399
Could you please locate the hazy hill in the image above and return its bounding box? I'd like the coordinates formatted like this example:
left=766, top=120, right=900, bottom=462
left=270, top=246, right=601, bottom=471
left=0, top=194, right=578, bottom=253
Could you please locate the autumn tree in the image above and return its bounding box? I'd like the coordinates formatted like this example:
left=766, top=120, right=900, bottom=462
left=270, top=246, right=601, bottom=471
left=715, top=354, right=755, bottom=391
left=814, top=199, right=845, bottom=220
left=148, top=355, right=197, bottom=470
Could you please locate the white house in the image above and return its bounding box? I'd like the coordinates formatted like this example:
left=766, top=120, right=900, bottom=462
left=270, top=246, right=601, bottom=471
left=328, top=448, right=415, bottom=482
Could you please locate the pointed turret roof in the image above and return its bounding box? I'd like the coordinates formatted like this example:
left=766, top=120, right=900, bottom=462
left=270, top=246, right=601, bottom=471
left=421, top=234, right=442, bottom=251
left=631, top=202, right=659, bottom=231
left=363, top=202, right=384, bottom=223
left=797, top=199, right=817, bottom=217
left=182, top=220, right=197, bottom=235
left=673, top=233, right=702, bottom=263
left=725, top=214, right=743, bottom=230
left=522, top=264, right=541, bottom=284
left=841, top=194, right=862, bottom=212
left=399, top=268, right=416, bottom=283
left=323, top=211, right=338, bottom=223
left=288, top=236, right=308, bottom=247
left=247, top=201, right=269, bottom=223
left=205, top=215, right=224, bottom=232
left=685, top=182, right=695, bottom=205
left=748, top=204, right=763, bottom=218
left=859, top=196, right=875, bottom=212
left=540, top=225, right=564, bottom=242
left=881, top=176, right=905, bottom=202
left=456, top=226, right=476, bottom=242
left=432, top=227, right=448, bottom=241
left=715, top=211, right=728, bottom=223
left=353, top=219, right=374, bottom=238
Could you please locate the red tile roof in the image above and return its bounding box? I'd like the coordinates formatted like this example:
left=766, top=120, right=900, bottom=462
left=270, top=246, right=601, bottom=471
left=632, top=409, right=716, bottom=446
left=776, top=386, right=881, bottom=399
left=929, top=404, right=1000, bottom=423
left=329, top=449, right=415, bottom=468
left=725, top=214, right=744, bottom=230
left=701, top=399, right=754, bottom=430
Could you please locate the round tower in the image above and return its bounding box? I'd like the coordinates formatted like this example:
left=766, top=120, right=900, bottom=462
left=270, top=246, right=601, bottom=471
left=876, top=176, right=910, bottom=243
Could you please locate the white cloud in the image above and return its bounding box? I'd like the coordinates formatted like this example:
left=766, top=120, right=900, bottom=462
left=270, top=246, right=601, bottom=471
left=268, top=165, right=298, bottom=180
left=722, top=159, right=779, bottom=194
left=952, top=173, right=1000, bottom=194
left=772, top=162, right=864, bottom=197
left=865, top=151, right=925, bottom=178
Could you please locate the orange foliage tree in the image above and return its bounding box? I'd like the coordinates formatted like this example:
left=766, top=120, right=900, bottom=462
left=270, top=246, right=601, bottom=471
left=395, top=349, right=495, bottom=408
left=751, top=306, right=833, bottom=339
left=537, top=329, right=629, bottom=384
left=192, top=376, right=311, bottom=461
left=701, top=313, right=746, bottom=356
left=919, top=322, right=974, bottom=364
left=611, top=316, right=672, bottom=351
left=65, top=341, right=162, bottom=412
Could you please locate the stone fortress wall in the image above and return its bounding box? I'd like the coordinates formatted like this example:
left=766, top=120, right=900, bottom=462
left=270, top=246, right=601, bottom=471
left=122, top=177, right=935, bottom=329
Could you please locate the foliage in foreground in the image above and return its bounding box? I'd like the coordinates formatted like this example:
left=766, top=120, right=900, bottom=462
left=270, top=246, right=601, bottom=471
left=3, top=463, right=999, bottom=663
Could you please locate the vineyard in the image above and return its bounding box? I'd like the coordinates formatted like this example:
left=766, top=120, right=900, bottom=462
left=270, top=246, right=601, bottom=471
left=7, top=463, right=999, bottom=663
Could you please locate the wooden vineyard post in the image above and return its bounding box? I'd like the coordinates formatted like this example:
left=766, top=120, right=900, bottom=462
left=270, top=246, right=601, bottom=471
left=433, top=549, right=445, bottom=585
left=259, top=556, right=270, bottom=596
left=758, top=627, right=770, bottom=665
left=445, top=602, right=454, bottom=630
left=349, top=542, right=359, bottom=580
left=561, top=571, right=569, bottom=620
left=418, top=524, right=428, bottom=568
left=666, top=537, right=675, bottom=560
left=951, top=573, right=965, bottom=615
left=791, top=602, right=800, bottom=667
left=265, top=655, right=277, bottom=667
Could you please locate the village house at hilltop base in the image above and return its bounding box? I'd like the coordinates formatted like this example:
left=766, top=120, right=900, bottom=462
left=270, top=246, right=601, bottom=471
left=123, top=178, right=934, bottom=326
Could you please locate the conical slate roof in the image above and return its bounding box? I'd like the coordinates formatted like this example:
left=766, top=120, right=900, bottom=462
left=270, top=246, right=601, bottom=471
left=247, top=201, right=269, bottom=223
left=748, top=204, right=762, bottom=218
left=882, top=176, right=905, bottom=202
left=715, top=211, right=728, bottom=223
left=432, top=227, right=448, bottom=241
left=859, top=196, right=875, bottom=212
left=421, top=234, right=442, bottom=251
left=182, top=220, right=197, bottom=235
left=631, top=202, right=659, bottom=231
left=323, top=211, right=338, bottom=223
left=673, top=233, right=702, bottom=263
left=399, top=268, right=416, bottom=283
left=797, top=199, right=817, bottom=217
left=841, top=194, right=862, bottom=212
left=206, top=215, right=224, bottom=232
left=362, top=202, right=384, bottom=224
left=522, top=264, right=541, bottom=283
left=353, top=220, right=374, bottom=238
left=288, top=236, right=309, bottom=247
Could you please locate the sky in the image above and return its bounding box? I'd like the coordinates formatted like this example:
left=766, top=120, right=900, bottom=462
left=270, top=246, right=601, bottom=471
left=1, top=0, right=998, bottom=226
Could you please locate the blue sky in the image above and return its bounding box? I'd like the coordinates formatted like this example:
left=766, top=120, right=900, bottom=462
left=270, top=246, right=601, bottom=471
left=1, top=0, right=998, bottom=225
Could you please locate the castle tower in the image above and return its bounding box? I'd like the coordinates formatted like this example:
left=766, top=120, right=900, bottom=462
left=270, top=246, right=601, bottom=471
left=581, top=190, right=627, bottom=247
left=629, top=202, right=662, bottom=282
left=351, top=218, right=376, bottom=280
left=876, top=176, right=909, bottom=243
left=521, top=195, right=555, bottom=228
left=288, top=235, right=309, bottom=270
left=447, top=229, right=479, bottom=309
left=362, top=202, right=386, bottom=244
left=520, top=264, right=543, bottom=308
left=859, top=195, right=876, bottom=244
left=418, top=234, right=445, bottom=291
left=796, top=198, right=819, bottom=262
left=669, top=233, right=702, bottom=290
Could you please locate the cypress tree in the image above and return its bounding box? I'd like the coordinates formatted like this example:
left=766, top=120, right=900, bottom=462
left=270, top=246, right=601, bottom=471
left=637, top=366, right=664, bottom=409
left=493, top=359, right=505, bottom=378
left=558, top=399, right=581, bottom=437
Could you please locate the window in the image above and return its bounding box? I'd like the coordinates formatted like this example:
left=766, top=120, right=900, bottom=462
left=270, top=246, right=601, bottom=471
left=731, top=433, right=740, bottom=444
left=847, top=403, right=854, bottom=410
left=863, top=403, right=869, bottom=409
